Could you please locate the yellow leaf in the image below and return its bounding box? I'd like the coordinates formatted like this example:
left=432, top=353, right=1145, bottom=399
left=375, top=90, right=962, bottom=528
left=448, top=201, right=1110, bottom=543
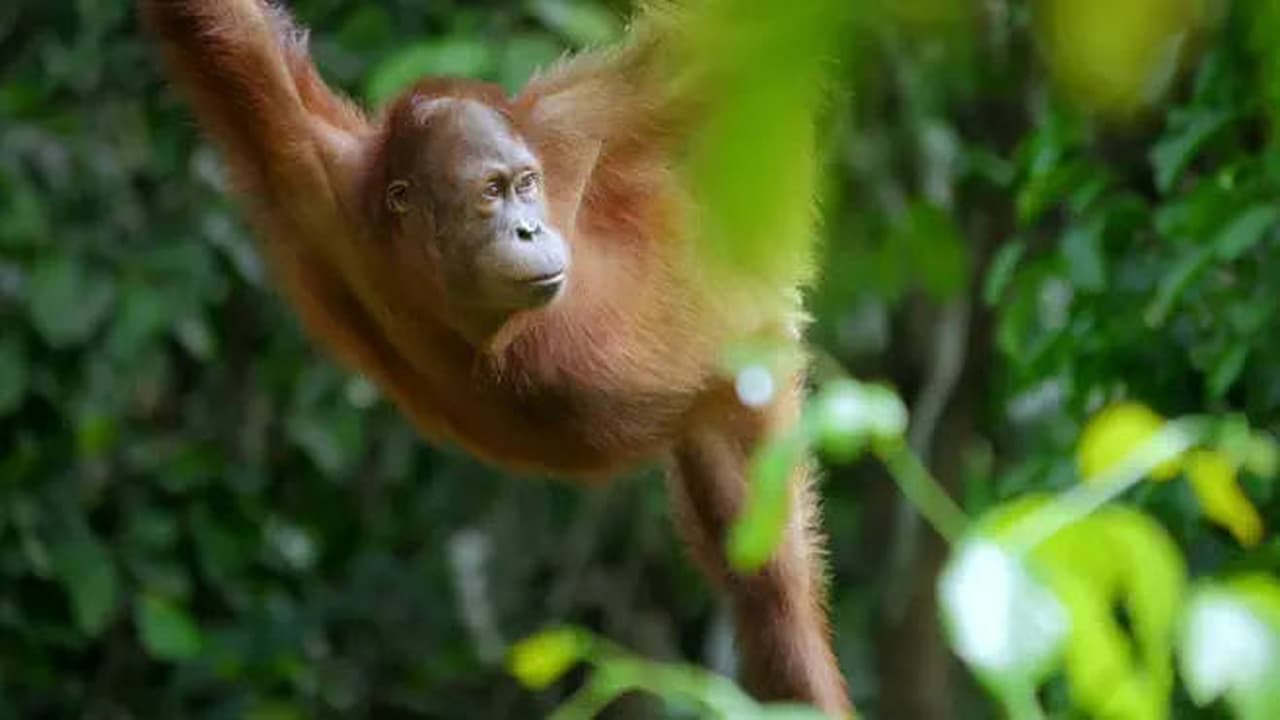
left=1077, top=402, right=1181, bottom=482
left=508, top=627, right=588, bottom=690
left=1184, top=449, right=1265, bottom=548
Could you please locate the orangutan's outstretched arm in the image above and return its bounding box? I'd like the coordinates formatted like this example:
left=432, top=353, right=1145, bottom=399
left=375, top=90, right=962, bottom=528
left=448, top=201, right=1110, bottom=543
left=141, top=0, right=368, bottom=210
left=142, top=0, right=405, bottom=413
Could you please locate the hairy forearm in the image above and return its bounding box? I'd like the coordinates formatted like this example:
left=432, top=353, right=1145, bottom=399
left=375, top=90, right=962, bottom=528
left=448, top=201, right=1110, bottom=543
left=667, top=385, right=851, bottom=717
left=141, top=0, right=323, bottom=194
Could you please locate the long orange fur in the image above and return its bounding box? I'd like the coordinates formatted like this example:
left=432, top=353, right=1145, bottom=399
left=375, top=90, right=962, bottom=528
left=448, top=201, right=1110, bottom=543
left=141, top=0, right=850, bottom=714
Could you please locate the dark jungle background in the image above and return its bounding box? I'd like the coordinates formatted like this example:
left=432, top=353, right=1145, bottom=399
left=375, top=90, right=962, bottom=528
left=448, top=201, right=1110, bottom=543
left=2, top=0, right=1278, bottom=718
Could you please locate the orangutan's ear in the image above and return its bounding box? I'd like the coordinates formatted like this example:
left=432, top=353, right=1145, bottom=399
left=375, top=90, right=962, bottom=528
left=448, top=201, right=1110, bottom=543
left=386, top=179, right=411, bottom=215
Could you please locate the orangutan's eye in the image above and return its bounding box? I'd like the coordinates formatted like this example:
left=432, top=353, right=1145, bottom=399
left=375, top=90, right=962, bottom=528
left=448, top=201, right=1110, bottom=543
left=482, top=178, right=504, bottom=200
left=515, top=171, right=540, bottom=196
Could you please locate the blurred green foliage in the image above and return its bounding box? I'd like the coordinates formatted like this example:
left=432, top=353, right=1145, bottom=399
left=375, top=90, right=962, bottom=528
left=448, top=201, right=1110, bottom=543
left=2, top=0, right=1280, bottom=719
left=0, top=2, right=653, bottom=718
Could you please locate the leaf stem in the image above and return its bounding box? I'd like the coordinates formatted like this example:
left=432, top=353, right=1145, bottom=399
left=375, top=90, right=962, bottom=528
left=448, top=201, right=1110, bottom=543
left=876, top=440, right=969, bottom=543
left=1004, top=682, right=1045, bottom=720
left=1004, top=419, right=1201, bottom=554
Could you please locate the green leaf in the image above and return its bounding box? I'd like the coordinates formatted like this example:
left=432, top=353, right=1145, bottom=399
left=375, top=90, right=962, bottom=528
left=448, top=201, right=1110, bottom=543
left=499, top=33, right=565, bottom=92
left=509, top=627, right=591, bottom=690
left=894, top=203, right=970, bottom=299
left=757, top=705, right=830, bottom=720
left=49, top=526, right=119, bottom=636
left=1075, top=401, right=1182, bottom=482
left=1179, top=576, right=1280, bottom=720
left=0, top=180, right=48, bottom=248
left=1060, top=217, right=1106, bottom=292
left=964, top=146, right=1017, bottom=188
left=1208, top=343, right=1248, bottom=400
left=683, top=0, right=850, bottom=296
left=175, top=315, right=216, bottom=361
left=1038, top=505, right=1184, bottom=719
left=0, top=334, right=28, bottom=416
left=983, top=241, right=1025, bottom=306
left=1212, top=205, right=1279, bottom=261
left=1150, top=110, right=1232, bottom=193
left=27, top=256, right=115, bottom=348
left=246, top=702, right=307, bottom=720
left=1067, top=174, right=1111, bottom=214
left=969, top=499, right=1187, bottom=719
left=1183, top=448, right=1265, bottom=548
left=728, top=431, right=806, bottom=572
left=365, top=39, right=496, bottom=106
left=335, top=6, right=393, bottom=52
left=1243, top=434, right=1280, bottom=479
left=1210, top=415, right=1253, bottom=466
left=136, top=595, right=203, bottom=661
left=107, top=284, right=173, bottom=359
left=287, top=408, right=365, bottom=477
left=1145, top=244, right=1214, bottom=327
left=812, top=379, right=908, bottom=462
left=530, top=0, right=620, bottom=47
left=1016, top=160, right=1092, bottom=227
left=77, top=411, right=119, bottom=458
left=938, top=540, right=1067, bottom=684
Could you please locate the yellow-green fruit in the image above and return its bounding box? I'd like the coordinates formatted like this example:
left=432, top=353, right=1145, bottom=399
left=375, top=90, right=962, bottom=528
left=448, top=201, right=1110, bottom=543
left=1036, top=0, right=1205, bottom=116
